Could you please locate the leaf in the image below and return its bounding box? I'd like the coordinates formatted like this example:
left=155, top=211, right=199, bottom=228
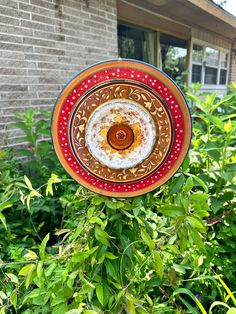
left=10, top=290, right=17, bottom=310
left=153, top=251, right=164, bottom=279
left=187, top=174, right=208, bottom=192
left=209, top=301, right=230, bottom=313
left=72, top=247, right=98, bottom=263
left=24, top=250, right=38, bottom=260
left=0, top=201, right=13, bottom=211
left=224, top=120, right=232, bottom=133
left=105, top=200, right=124, bottom=209
left=187, top=216, right=206, bottom=232
left=78, top=284, right=94, bottom=295
left=24, top=175, right=33, bottom=190
left=0, top=213, right=7, bottom=230
left=171, top=288, right=207, bottom=314
left=158, top=205, right=185, bottom=218
left=105, top=252, right=118, bottom=260
left=140, top=229, right=155, bottom=249
left=215, top=274, right=236, bottom=306
left=95, top=227, right=110, bottom=246
left=96, top=284, right=104, bottom=306
left=19, top=263, right=35, bottom=277
left=45, top=262, right=57, bottom=277
left=92, top=196, right=105, bottom=205
left=0, top=291, right=7, bottom=299
left=105, top=260, right=119, bottom=282
left=37, top=261, right=43, bottom=278
left=83, top=311, right=99, bottom=314
left=227, top=309, right=236, bottom=314
left=126, top=299, right=136, bottom=314
left=184, top=177, right=194, bottom=194
left=170, top=174, right=185, bottom=194
left=6, top=273, right=19, bottom=285
left=39, top=233, right=50, bottom=260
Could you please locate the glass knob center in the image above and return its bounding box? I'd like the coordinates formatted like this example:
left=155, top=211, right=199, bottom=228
left=107, top=123, right=134, bottom=150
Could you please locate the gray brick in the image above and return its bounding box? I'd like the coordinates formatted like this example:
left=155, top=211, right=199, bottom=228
left=83, top=19, right=107, bottom=30
left=0, top=14, right=20, bottom=25
left=0, top=23, right=33, bottom=36
left=30, top=0, right=56, bottom=11
left=0, top=59, right=37, bottom=68
left=38, top=90, right=58, bottom=98
left=0, top=42, right=33, bottom=52
left=34, top=30, right=65, bottom=42
left=0, top=68, right=28, bottom=75
left=23, top=36, right=57, bottom=47
left=21, top=19, right=55, bottom=32
left=0, top=51, right=25, bottom=60
left=19, top=2, right=55, bottom=17
left=0, top=76, right=39, bottom=83
left=0, top=5, right=31, bottom=19
left=1, top=100, right=32, bottom=109
left=0, top=0, right=18, bottom=9
left=28, top=84, right=60, bottom=91
left=0, top=91, right=37, bottom=100
left=30, top=98, right=54, bottom=106
left=33, top=46, right=65, bottom=55
left=32, top=13, right=58, bottom=25
left=0, top=84, right=28, bottom=91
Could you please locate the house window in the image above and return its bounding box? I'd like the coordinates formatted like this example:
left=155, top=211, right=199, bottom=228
left=191, top=42, right=229, bottom=86
left=118, top=23, right=156, bottom=66
left=160, top=33, right=187, bottom=83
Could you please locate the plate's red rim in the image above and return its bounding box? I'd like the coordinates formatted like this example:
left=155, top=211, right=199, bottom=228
left=51, top=59, right=191, bottom=197
left=67, top=80, right=174, bottom=184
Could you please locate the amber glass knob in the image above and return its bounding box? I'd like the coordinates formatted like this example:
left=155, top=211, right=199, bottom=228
left=107, top=123, right=134, bottom=150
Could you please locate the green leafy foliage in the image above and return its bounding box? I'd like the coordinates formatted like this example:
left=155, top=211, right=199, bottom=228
left=0, top=83, right=236, bottom=313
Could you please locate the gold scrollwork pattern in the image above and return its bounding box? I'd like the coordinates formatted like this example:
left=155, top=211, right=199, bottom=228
left=69, top=83, right=172, bottom=183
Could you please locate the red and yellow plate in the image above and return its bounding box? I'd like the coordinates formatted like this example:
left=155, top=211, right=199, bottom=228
left=51, top=59, right=191, bottom=197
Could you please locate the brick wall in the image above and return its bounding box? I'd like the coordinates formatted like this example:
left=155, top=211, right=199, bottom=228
left=0, top=0, right=118, bottom=147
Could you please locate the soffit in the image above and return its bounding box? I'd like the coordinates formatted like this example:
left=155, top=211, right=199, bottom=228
left=118, top=0, right=236, bottom=41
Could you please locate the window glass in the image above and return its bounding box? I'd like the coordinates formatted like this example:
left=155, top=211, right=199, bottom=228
left=118, top=23, right=156, bottom=65
left=192, top=44, right=203, bottom=63
left=220, top=52, right=228, bottom=68
left=205, top=67, right=217, bottom=84
left=160, top=33, right=187, bottom=83
left=192, top=64, right=202, bottom=83
left=220, top=69, right=227, bottom=85
left=205, top=47, right=219, bottom=66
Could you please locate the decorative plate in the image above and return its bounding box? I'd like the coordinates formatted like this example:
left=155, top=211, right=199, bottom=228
left=51, top=59, right=191, bottom=197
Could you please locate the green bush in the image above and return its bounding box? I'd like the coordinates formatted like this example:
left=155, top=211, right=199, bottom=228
left=0, top=84, right=236, bottom=313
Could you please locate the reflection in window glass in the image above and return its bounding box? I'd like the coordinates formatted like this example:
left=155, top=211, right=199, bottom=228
left=192, top=64, right=202, bottom=83
left=160, top=33, right=187, bottom=83
left=205, top=67, right=217, bottom=84
left=220, top=69, right=227, bottom=85
left=205, top=47, right=219, bottom=66
left=220, top=52, right=228, bottom=68
left=118, top=24, right=156, bottom=65
left=192, top=44, right=203, bottom=63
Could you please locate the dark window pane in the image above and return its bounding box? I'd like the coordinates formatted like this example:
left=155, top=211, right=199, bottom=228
left=118, top=23, right=156, bottom=65
left=192, top=64, right=202, bottom=83
left=160, top=33, right=187, bottom=83
left=205, top=67, right=217, bottom=84
left=220, top=69, right=227, bottom=85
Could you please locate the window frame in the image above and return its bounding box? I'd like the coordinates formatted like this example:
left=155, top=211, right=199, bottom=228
left=189, top=38, right=230, bottom=88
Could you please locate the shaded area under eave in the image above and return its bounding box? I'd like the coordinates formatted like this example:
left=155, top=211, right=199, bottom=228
left=124, top=0, right=236, bottom=41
